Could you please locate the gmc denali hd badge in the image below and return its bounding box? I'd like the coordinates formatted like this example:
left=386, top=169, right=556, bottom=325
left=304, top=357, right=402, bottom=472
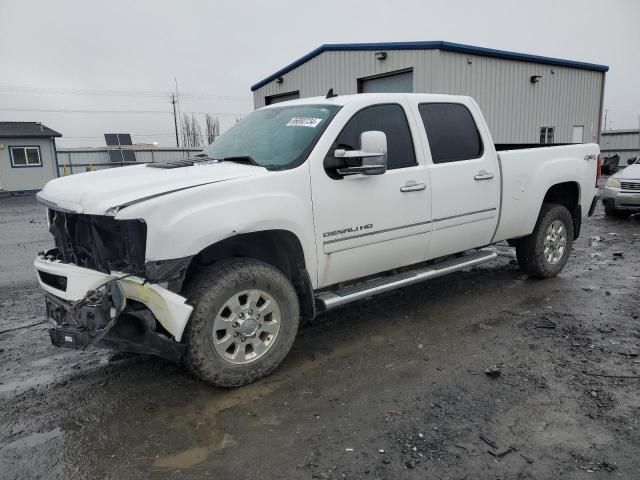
left=323, top=224, right=373, bottom=238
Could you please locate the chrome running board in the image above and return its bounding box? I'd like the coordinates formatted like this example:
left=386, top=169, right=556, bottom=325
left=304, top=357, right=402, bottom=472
left=315, top=250, right=497, bottom=311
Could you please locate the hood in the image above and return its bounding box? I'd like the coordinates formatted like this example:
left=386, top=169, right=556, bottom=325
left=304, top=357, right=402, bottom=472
left=37, top=161, right=268, bottom=215
left=614, top=163, right=640, bottom=180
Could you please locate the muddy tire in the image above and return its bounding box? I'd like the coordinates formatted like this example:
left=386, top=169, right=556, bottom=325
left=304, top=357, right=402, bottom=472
left=182, top=259, right=299, bottom=387
left=604, top=203, right=628, bottom=218
left=515, top=203, right=574, bottom=279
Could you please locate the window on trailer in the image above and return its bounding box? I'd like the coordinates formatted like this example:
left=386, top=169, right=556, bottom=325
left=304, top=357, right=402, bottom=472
left=10, top=146, right=42, bottom=167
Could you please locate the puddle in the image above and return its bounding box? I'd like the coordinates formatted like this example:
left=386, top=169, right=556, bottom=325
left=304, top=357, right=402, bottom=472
left=153, top=446, right=209, bottom=469
left=152, top=433, right=238, bottom=470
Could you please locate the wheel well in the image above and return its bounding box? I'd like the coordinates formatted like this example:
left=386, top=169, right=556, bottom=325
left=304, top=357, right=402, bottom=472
left=184, top=230, right=315, bottom=320
left=543, top=182, right=581, bottom=239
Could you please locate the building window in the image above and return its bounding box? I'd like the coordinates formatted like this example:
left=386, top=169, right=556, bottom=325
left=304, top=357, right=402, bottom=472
left=540, top=127, right=554, bottom=144
left=10, top=146, right=42, bottom=167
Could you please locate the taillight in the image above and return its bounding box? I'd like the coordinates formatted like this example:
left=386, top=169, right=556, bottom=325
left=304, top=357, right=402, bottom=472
left=596, top=154, right=602, bottom=187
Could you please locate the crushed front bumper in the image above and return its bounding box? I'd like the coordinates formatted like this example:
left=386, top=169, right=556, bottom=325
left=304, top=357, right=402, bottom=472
left=35, top=250, right=193, bottom=358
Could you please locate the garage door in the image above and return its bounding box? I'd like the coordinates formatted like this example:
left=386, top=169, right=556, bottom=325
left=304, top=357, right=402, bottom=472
left=265, top=91, right=300, bottom=105
left=360, top=70, right=413, bottom=94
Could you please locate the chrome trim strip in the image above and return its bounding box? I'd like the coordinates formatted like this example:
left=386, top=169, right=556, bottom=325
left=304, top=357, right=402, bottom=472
left=323, top=220, right=432, bottom=245
left=431, top=207, right=496, bottom=223
left=322, top=207, right=497, bottom=245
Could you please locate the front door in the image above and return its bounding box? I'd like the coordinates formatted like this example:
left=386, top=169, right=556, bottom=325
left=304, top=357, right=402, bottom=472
left=310, top=101, right=431, bottom=288
left=410, top=100, right=500, bottom=259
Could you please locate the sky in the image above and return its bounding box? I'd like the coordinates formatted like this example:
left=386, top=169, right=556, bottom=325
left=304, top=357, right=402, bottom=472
left=0, top=0, right=638, bottom=148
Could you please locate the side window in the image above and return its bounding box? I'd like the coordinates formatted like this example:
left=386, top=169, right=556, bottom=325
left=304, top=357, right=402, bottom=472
left=418, top=103, right=483, bottom=164
left=328, top=104, right=417, bottom=170
left=540, top=126, right=555, bottom=144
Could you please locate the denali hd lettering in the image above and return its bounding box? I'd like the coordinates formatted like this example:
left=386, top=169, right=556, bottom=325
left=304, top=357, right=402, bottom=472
left=323, top=224, right=373, bottom=238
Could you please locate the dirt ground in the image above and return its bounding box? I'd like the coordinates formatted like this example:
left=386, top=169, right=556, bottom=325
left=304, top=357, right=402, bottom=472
left=0, top=195, right=638, bottom=480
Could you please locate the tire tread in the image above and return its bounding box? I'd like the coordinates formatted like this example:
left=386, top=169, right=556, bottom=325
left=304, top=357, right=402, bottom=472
left=515, top=203, right=574, bottom=278
left=182, top=258, right=299, bottom=387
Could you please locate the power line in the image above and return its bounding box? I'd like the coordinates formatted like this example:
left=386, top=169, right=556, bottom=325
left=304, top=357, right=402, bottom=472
left=0, top=107, right=247, bottom=116
left=0, top=85, right=249, bottom=102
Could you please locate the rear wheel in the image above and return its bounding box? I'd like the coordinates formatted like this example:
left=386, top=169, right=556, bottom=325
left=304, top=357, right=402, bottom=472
left=516, top=204, right=574, bottom=278
left=183, top=259, right=300, bottom=387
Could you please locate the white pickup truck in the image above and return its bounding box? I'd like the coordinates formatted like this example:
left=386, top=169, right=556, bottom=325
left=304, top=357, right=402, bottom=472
left=35, top=93, right=601, bottom=387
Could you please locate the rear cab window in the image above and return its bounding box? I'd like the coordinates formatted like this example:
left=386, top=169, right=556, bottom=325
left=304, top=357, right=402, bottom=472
left=418, top=103, right=483, bottom=164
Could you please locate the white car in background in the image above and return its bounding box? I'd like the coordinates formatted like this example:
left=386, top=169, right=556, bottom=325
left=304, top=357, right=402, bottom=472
left=602, top=159, right=640, bottom=216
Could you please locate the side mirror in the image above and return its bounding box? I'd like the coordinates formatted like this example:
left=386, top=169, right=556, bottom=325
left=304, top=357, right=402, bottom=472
left=334, top=131, right=387, bottom=176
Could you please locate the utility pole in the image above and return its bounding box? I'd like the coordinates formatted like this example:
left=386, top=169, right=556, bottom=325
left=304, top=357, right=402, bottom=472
left=604, top=109, right=608, bottom=131
left=170, top=93, right=179, bottom=147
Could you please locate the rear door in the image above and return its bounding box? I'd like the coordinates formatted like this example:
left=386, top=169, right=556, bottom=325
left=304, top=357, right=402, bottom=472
left=409, top=99, right=500, bottom=259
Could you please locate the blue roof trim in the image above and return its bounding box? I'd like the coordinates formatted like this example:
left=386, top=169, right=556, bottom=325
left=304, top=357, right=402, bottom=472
left=250, top=41, right=609, bottom=91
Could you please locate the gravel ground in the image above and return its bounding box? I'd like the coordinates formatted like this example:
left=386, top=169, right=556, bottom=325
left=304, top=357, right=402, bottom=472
left=0, top=195, right=639, bottom=479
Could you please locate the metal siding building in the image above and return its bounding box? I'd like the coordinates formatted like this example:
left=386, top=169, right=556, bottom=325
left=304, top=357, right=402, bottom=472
left=600, top=130, right=640, bottom=166
left=251, top=41, right=607, bottom=144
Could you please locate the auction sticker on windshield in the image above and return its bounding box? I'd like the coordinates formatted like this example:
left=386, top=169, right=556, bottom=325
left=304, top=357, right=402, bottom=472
left=287, top=117, right=323, bottom=128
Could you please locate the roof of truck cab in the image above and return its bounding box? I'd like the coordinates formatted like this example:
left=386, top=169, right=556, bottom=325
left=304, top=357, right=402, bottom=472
left=261, top=92, right=473, bottom=108
left=251, top=41, right=609, bottom=91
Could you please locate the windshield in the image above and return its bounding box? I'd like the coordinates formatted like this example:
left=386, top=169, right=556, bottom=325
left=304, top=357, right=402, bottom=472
left=201, top=104, right=340, bottom=170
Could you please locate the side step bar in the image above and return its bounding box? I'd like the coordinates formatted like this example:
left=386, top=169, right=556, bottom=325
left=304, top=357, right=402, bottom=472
left=315, top=250, right=497, bottom=311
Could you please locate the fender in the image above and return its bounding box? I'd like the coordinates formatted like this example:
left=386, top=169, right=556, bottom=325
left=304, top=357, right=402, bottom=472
left=116, top=164, right=320, bottom=287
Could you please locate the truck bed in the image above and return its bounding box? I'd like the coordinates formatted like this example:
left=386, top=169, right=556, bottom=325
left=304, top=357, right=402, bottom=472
left=492, top=143, right=599, bottom=242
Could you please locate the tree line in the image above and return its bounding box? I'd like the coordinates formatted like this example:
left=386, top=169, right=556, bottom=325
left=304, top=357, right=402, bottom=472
left=181, top=113, right=220, bottom=147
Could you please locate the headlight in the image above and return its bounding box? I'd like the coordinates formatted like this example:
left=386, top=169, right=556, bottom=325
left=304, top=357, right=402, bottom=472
left=606, top=177, right=621, bottom=188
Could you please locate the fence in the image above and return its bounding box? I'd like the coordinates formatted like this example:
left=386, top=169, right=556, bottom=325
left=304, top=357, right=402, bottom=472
left=55, top=147, right=202, bottom=176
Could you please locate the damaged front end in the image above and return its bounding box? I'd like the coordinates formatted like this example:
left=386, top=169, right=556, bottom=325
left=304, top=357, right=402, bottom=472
left=47, top=278, right=127, bottom=351
left=45, top=280, right=187, bottom=363
left=36, top=209, right=193, bottom=362
left=48, top=209, right=147, bottom=276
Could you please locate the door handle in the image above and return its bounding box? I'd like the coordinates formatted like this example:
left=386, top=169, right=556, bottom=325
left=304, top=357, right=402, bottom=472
left=474, top=170, right=494, bottom=181
left=400, top=181, right=426, bottom=192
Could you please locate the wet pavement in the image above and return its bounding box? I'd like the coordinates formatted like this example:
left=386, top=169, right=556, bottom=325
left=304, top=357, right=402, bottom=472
left=1, top=195, right=639, bottom=479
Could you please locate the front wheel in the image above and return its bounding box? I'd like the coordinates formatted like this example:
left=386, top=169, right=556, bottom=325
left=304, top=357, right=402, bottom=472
left=516, top=204, right=574, bottom=278
left=183, top=259, right=300, bottom=387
